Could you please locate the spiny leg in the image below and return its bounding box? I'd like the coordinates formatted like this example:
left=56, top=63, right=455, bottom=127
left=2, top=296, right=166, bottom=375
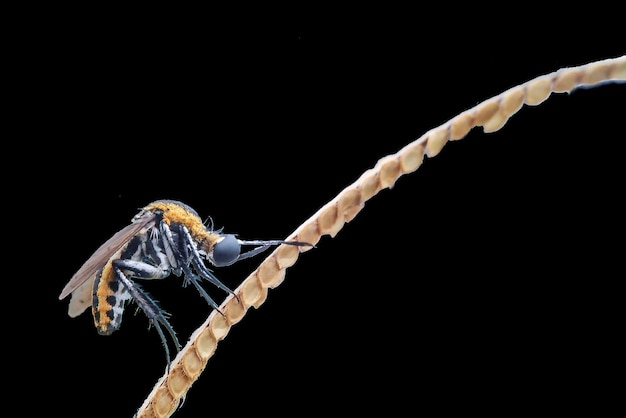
left=178, top=224, right=240, bottom=304
left=165, top=222, right=236, bottom=313
left=114, top=266, right=181, bottom=367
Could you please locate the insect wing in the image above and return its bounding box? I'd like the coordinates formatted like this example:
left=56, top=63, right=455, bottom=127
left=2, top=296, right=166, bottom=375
left=59, top=212, right=156, bottom=301
left=67, top=274, right=96, bottom=317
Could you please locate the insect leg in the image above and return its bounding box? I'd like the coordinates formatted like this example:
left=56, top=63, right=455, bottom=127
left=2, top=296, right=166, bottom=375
left=163, top=223, right=228, bottom=313
left=158, top=221, right=182, bottom=276
left=113, top=259, right=169, bottom=280
left=113, top=265, right=181, bottom=366
left=179, top=225, right=237, bottom=296
left=177, top=225, right=242, bottom=309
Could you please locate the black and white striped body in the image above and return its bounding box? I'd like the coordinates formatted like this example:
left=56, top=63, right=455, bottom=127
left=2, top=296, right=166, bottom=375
left=61, top=200, right=312, bottom=367
left=91, top=225, right=174, bottom=336
left=89, top=203, right=241, bottom=365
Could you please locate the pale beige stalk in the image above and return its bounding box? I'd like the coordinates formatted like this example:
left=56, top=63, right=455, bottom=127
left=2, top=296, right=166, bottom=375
left=135, top=55, right=625, bottom=418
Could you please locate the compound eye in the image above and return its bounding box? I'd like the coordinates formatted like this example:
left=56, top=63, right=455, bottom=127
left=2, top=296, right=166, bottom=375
left=212, top=234, right=241, bottom=267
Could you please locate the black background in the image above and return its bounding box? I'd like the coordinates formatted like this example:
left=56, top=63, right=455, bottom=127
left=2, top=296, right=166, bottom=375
left=9, top=7, right=624, bottom=417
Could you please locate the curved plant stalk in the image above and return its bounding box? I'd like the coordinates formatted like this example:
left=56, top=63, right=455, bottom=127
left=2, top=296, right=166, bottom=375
left=134, top=55, right=625, bottom=418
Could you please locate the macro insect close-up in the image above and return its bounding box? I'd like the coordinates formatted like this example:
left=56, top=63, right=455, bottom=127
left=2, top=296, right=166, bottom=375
left=59, top=200, right=311, bottom=366
left=31, top=17, right=624, bottom=418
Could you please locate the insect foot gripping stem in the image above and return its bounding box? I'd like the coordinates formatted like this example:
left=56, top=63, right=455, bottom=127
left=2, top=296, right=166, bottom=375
left=60, top=199, right=313, bottom=368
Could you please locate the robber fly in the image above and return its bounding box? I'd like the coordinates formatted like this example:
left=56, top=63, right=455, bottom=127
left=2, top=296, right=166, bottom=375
left=59, top=200, right=311, bottom=366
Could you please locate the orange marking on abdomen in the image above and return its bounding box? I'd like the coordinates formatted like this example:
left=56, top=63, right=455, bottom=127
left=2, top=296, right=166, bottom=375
left=92, top=261, right=116, bottom=334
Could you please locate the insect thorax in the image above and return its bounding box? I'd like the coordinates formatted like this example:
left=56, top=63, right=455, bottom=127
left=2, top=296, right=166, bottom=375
left=91, top=223, right=178, bottom=335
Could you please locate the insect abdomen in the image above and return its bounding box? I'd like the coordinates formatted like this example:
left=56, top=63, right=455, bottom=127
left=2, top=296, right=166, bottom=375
left=92, top=263, right=130, bottom=335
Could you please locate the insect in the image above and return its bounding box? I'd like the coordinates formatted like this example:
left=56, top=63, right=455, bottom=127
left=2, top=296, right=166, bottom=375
left=59, top=199, right=312, bottom=366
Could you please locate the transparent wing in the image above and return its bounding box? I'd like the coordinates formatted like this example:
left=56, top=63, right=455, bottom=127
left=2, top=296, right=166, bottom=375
left=58, top=212, right=156, bottom=300
left=67, top=274, right=96, bottom=317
